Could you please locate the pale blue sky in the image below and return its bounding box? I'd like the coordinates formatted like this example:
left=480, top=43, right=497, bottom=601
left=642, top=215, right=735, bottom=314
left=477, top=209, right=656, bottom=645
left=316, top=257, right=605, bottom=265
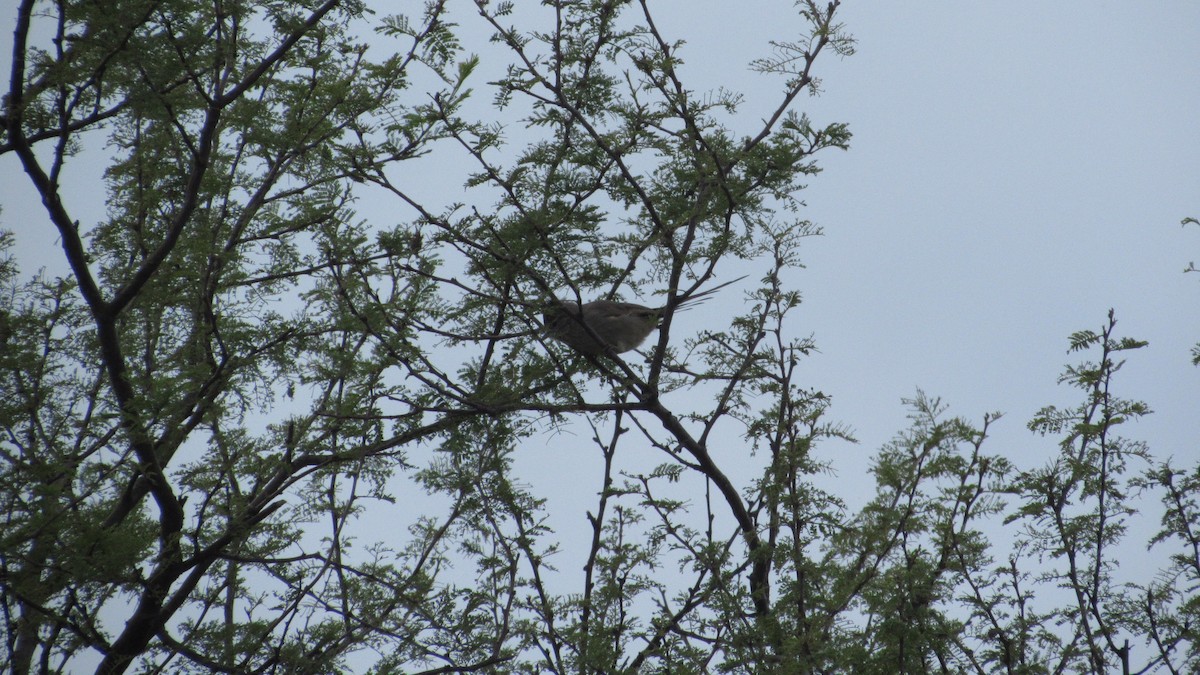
left=657, top=2, right=1200, bottom=479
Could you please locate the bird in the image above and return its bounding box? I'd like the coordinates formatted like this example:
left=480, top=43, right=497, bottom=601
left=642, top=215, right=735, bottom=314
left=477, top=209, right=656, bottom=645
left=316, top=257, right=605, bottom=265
left=542, top=276, right=745, bottom=355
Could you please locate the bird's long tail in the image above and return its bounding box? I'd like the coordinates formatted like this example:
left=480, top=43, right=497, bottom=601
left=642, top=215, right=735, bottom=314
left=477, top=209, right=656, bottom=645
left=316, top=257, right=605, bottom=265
left=672, top=275, right=748, bottom=311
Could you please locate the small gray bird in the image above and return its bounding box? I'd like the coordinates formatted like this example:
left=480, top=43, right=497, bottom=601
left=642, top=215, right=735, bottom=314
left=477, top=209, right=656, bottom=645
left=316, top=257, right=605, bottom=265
left=542, top=277, right=744, bottom=355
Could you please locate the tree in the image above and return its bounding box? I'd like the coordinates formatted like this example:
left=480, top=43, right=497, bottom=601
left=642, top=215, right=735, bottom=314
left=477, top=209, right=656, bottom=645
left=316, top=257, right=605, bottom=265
left=1, top=1, right=1196, bottom=673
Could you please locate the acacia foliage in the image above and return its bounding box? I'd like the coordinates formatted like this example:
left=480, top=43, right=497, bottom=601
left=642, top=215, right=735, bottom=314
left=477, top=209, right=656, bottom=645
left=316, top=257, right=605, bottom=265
left=0, top=1, right=1196, bottom=673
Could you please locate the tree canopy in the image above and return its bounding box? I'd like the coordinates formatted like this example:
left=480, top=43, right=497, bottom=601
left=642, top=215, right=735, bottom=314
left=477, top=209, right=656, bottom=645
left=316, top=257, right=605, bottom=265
left=1, top=1, right=1196, bottom=673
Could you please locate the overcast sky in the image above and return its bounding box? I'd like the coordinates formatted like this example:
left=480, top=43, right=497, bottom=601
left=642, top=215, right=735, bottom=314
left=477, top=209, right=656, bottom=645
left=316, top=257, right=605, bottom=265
left=654, top=1, right=1200, bottom=482
left=3, top=0, right=1197, bottom=549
